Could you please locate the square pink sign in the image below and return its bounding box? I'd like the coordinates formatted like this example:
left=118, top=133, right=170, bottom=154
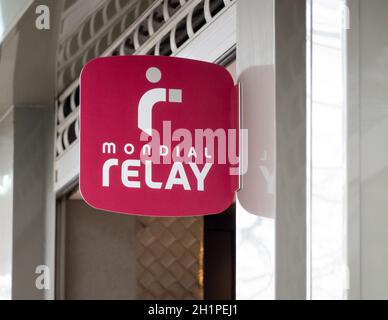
left=80, top=56, right=238, bottom=216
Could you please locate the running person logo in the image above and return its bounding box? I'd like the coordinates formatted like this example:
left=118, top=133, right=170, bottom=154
left=138, top=67, right=182, bottom=136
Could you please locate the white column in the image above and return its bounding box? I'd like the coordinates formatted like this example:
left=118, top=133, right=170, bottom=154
left=0, top=110, right=14, bottom=300
left=237, top=0, right=307, bottom=299
left=347, top=0, right=388, bottom=300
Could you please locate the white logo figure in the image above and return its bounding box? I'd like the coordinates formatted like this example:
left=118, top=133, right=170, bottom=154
left=138, top=67, right=182, bottom=136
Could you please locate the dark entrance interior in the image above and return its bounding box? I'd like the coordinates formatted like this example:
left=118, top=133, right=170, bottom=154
left=55, top=187, right=235, bottom=300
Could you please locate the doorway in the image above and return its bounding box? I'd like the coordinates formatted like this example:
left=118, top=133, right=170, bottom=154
left=55, top=186, right=235, bottom=300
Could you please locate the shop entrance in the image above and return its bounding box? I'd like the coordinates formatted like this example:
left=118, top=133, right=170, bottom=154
left=55, top=188, right=235, bottom=300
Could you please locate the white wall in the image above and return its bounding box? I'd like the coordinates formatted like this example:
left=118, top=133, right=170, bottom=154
left=309, top=0, right=347, bottom=300
left=348, top=0, right=388, bottom=300
left=237, top=0, right=306, bottom=300
left=0, top=110, right=13, bottom=300
left=0, top=1, right=61, bottom=299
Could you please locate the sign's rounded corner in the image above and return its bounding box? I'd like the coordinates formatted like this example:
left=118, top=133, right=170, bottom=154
left=78, top=183, right=101, bottom=213
left=80, top=56, right=108, bottom=83
left=210, top=194, right=236, bottom=216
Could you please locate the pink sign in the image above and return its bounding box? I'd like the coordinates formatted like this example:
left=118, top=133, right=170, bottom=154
left=80, top=56, right=238, bottom=216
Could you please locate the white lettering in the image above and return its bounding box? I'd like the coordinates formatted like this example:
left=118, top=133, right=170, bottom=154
left=160, top=145, right=169, bottom=157
left=189, top=163, right=213, bottom=191
left=145, top=160, right=162, bottom=189
left=102, top=142, right=116, bottom=154
left=122, top=160, right=140, bottom=188
left=102, top=159, right=212, bottom=191
left=124, top=143, right=135, bottom=155
left=35, top=265, right=50, bottom=290
left=165, top=162, right=190, bottom=190
left=102, top=159, right=118, bottom=186
left=35, top=5, right=50, bottom=30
